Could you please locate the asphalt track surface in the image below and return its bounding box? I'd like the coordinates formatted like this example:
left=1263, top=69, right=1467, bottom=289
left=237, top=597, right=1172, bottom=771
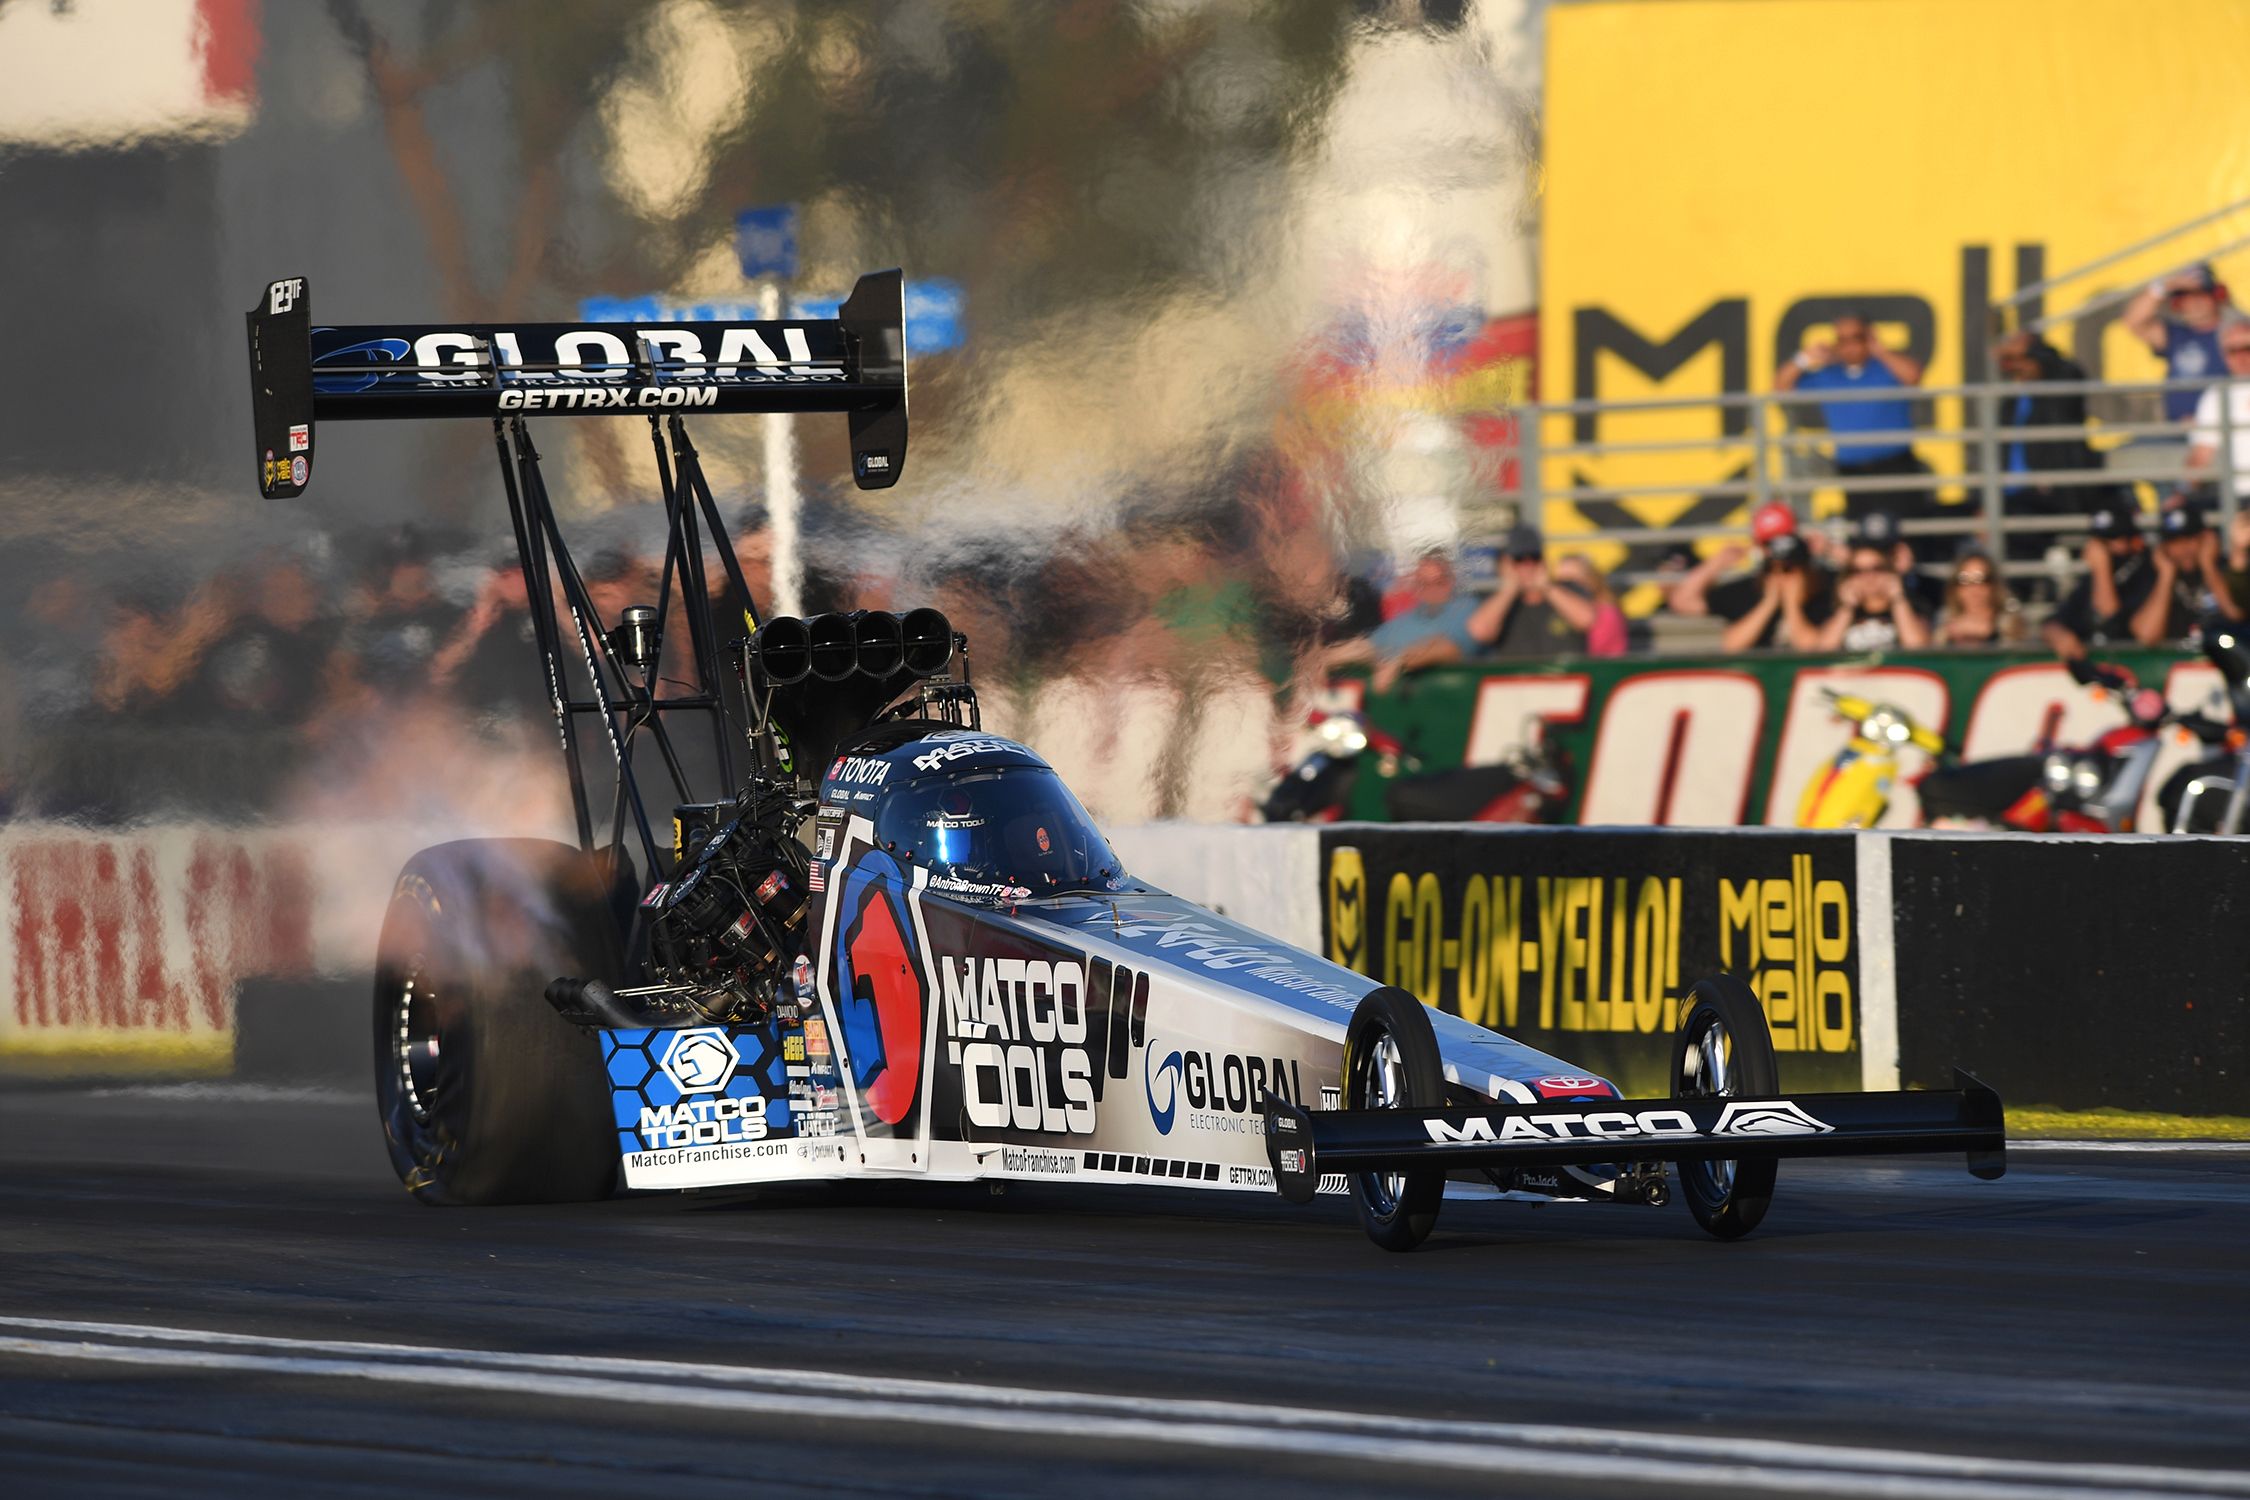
left=2, top=1083, right=2248, bottom=1498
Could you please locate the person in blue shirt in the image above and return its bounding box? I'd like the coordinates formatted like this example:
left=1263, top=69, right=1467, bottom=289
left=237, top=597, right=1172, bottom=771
left=2122, top=264, right=2237, bottom=425
left=1321, top=551, right=1483, bottom=691
left=1774, top=313, right=1933, bottom=528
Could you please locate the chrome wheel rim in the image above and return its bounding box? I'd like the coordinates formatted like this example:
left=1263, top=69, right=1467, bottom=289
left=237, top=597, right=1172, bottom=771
left=394, top=965, right=444, bottom=1127
left=1681, top=1013, right=1738, bottom=1198
left=1354, top=1028, right=1408, bottom=1218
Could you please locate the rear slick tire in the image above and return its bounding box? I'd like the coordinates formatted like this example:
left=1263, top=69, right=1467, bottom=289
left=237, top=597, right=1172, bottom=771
left=1671, top=975, right=1780, bottom=1240
left=1343, top=987, right=1446, bottom=1252
left=373, top=839, right=622, bottom=1206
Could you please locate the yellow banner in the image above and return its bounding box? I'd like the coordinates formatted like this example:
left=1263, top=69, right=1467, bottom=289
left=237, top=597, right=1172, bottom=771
left=1542, top=0, right=2250, bottom=552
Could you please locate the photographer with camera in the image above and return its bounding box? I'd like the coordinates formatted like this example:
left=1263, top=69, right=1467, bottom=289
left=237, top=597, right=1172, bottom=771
left=1667, top=501, right=1834, bottom=651
left=1816, top=518, right=1931, bottom=652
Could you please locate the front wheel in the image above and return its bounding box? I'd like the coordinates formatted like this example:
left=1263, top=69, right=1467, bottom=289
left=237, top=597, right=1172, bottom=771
left=1342, top=987, right=1446, bottom=1251
left=1671, top=976, right=1779, bottom=1240
left=374, top=839, right=623, bottom=1206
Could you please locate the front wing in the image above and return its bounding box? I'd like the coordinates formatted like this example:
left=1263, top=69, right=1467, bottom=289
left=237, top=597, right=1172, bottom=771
left=1261, top=1073, right=2005, bottom=1204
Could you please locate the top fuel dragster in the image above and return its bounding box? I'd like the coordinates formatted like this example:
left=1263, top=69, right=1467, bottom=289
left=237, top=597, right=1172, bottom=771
left=245, top=271, right=2004, bottom=1250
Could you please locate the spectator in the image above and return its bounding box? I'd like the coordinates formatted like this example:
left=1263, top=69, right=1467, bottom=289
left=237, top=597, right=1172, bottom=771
left=431, top=556, right=540, bottom=710
left=94, top=580, right=236, bottom=713
left=2136, top=505, right=2245, bottom=643
left=1992, top=330, right=2118, bottom=531
left=1320, top=550, right=1480, bottom=691
left=2230, top=509, right=2250, bottom=617
left=1934, top=549, right=2022, bottom=646
left=1318, top=573, right=1384, bottom=645
left=191, top=555, right=332, bottom=728
left=2043, top=504, right=2154, bottom=660
left=1851, top=508, right=1942, bottom=615
left=1774, top=313, right=1931, bottom=523
left=2185, top=323, right=2250, bottom=501
left=2122, top=264, right=2237, bottom=425
left=1465, top=528, right=1593, bottom=659
left=1816, top=524, right=1931, bottom=652
left=1549, top=552, right=1631, bottom=657
left=1667, top=501, right=1833, bottom=651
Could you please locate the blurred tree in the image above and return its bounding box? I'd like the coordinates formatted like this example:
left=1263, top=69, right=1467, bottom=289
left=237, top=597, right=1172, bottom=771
left=324, top=0, right=1358, bottom=329
left=323, top=0, right=646, bottom=319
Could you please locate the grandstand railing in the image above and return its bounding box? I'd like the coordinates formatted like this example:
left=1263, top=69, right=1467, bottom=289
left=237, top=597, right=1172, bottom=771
left=1490, top=375, right=2243, bottom=588
left=1985, top=193, right=2250, bottom=347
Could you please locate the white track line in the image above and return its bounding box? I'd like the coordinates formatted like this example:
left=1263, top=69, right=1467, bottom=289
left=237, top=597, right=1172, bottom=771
left=0, top=1316, right=2243, bottom=1499
left=79, top=1084, right=359, bottom=1105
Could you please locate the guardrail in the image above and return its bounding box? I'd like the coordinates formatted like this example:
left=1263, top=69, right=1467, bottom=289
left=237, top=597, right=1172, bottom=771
left=1491, top=375, right=2244, bottom=587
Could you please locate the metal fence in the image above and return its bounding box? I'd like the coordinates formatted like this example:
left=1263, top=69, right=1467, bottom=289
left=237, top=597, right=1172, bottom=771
left=1491, top=375, right=2244, bottom=588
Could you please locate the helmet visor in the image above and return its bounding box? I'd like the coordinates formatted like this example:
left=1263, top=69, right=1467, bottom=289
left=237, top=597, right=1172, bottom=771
left=875, top=768, right=1119, bottom=894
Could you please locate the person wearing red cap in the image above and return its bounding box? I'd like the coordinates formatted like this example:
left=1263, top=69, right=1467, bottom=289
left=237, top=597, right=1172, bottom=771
left=1666, top=502, right=1834, bottom=651
left=1749, top=500, right=1797, bottom=548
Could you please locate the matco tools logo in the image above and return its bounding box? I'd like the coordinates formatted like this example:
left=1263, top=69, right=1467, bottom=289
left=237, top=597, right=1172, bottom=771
left=1424, top=1109, right=1701, bottom=1144
left=1712, top=1100, right=1833, bottom=1136
left=661, top=1029, right=740, bottom=1094
left=937, top=954, right=1096, bottom=1134
left=1420, top=1099, right=1835, bottom=1144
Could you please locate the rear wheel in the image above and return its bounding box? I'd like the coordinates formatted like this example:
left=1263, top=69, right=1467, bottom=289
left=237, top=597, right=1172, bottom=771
left=1671, top=976, right=1779, bottom=1240
left=374, top=839, right=623, bottom=1206
left=1343, top=987, right=1446, bottom=1251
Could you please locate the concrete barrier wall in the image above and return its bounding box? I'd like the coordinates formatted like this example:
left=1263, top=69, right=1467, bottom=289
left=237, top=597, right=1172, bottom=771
left=9, top=815, right=2240, bottom=1115
left=1886, top=835, right=2250, bottom=1114
left=0, top=820, right=539, bottom=1078
left=1104, top=824, right=1321, bottom=952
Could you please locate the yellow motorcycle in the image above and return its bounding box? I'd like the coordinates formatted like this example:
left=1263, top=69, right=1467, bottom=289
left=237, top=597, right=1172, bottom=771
left=1796, top=688, right=1948, bottom=829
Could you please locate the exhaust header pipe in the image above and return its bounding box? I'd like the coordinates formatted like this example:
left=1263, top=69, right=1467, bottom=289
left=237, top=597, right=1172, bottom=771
left=754, top=615, right=811, bottom=685
left=853, top=610, right=905, bottom=679
left=807, top=612, right=858, bottom=683
left=901, top=607, right=955, bottom=677
left=752, top=608, right=955, bottom=685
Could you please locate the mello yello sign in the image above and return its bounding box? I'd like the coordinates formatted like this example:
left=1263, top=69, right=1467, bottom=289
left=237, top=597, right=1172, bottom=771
left=1322, top=827, right=1863, bottom=1095
left=1539, top=0, right=2250, bottom=576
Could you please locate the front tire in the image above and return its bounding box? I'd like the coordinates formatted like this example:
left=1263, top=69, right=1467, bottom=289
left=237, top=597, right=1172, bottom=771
left=1671, top=976, right=1779, bottom=1240
left=1343, top=987, right=1446, bottom=1251
left=374, top=839, right=623, bottom=1206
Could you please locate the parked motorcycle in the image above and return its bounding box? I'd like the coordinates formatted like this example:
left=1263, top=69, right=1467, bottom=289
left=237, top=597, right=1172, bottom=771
left=2161, top=622, right=2250, bottom=834
left=1382, top=715, right=1575, bottom=824
left=1795, top=688, right=1947, bottom=829
left=1261, top=710, right=1414, bottom=823
left=1260, top=710, right=1575, bottom=825
left=1917, top=656, right=2227, bottom=834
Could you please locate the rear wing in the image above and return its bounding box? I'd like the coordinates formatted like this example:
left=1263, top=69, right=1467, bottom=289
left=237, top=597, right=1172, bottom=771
left=244, top=270, right=908, bottom=499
